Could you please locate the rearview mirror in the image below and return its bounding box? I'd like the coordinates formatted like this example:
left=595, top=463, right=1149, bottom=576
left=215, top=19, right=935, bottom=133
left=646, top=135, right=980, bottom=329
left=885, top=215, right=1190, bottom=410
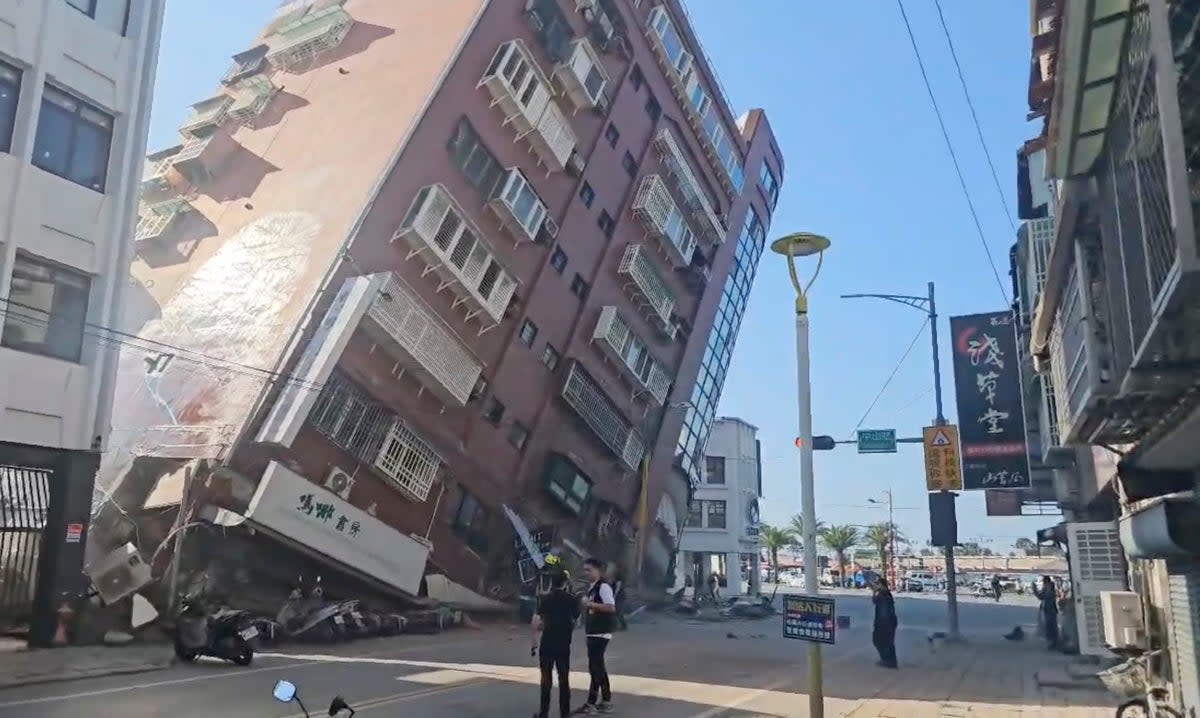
left=273, top=680, right=297, bottom=703
left=329, top=695, right=356, bottom=716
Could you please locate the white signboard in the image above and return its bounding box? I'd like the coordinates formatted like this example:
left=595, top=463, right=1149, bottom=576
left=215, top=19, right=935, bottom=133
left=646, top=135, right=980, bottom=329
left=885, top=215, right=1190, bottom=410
left=246, top=461, right=430, bottom=596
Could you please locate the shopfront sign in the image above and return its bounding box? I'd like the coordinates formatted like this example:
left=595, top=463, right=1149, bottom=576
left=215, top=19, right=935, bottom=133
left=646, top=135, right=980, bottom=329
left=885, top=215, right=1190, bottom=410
left=246, top=461, right=430, bottom=596
left=783, top=594, right=836, bottom=645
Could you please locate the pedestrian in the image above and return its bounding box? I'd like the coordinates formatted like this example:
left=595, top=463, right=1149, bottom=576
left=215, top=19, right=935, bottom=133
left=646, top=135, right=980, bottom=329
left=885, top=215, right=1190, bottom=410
left=708, top=571, right=720, bottom=603
left=1033, top=575, right=1060, bottom=650
left=871, top=576, right=899, bottom=669
left=531, top=561, right=580, bottom=718
left=578, top=557, right=617, bottom=714
left=991, top=574, right=1003, bottom=602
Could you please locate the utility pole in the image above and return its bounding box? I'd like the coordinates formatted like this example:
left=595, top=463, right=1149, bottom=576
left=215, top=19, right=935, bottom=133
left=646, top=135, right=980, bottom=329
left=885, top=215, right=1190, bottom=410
left=841, top=281, right=961, bottom=641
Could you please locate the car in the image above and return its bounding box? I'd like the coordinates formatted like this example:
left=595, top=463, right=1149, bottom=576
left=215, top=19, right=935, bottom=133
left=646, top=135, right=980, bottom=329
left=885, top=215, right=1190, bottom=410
left=902, top=577, right=925, bottom=592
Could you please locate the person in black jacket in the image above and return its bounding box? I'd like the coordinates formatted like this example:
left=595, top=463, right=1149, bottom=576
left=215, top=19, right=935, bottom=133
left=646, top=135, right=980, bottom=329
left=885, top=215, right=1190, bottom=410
left=531, top=567, right=580, bottom=718
left=871, top=576, right=899, bottom=669
left=578, top=557, right=617, bottom=714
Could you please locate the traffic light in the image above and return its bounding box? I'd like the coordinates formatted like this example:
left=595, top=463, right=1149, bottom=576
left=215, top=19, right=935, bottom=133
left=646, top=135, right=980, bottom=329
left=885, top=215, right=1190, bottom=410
left=795, top=435, right=837, bottom=451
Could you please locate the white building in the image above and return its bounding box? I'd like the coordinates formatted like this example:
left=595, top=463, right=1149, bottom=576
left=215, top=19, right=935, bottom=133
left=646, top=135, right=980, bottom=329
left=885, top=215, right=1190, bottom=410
left=0, top=0, right=164, bottom=454
left=678, top=417, right=762, bottom=595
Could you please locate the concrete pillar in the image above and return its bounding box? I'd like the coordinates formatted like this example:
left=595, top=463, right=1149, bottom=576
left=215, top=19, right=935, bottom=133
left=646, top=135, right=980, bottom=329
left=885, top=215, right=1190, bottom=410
left=750, top=551, right=762, bottom=595
left=726, top=552, right=742, bottom=596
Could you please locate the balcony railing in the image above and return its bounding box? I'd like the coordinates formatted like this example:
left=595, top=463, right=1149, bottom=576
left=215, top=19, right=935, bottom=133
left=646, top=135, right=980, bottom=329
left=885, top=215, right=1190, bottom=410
left=266, top=5, right=354, bottom=70
left=653, top=128, right=724, bottom=243
left=632, top=175, right=697, bottom=265
left=179, top=94, right=232, bottom=137
left=554, top=38, right=609, bottom=111
left=479, top=40, right=577, bottom=171
left=227, top=75, right=277, bottom=124
left=593, top=306, right=672, bottom=404
left=362, top=273, right=484, bottom=408
left=222, top=44, right=269, bottom=86
left=135, top=198, right=191, bottom=242
left=141, top=146, right=180, bottom=200
left=617, top=243, right=675, bottom=336
left=490, top=168, right=548, bottom=242
left=392, top=184, right=517, bottom=328
left=561, top=361, right=645, bottom=471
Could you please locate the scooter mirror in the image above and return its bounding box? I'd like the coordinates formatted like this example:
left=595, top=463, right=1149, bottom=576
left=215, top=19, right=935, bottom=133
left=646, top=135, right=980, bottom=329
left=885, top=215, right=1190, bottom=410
left=329, top=696, right=355, bottom=716
left=272, top=680, right=297, bottom=703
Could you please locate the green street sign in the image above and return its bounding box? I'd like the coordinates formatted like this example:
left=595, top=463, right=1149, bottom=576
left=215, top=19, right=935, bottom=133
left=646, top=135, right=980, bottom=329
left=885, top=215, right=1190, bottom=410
left=857, top=429, right=897, bottom=454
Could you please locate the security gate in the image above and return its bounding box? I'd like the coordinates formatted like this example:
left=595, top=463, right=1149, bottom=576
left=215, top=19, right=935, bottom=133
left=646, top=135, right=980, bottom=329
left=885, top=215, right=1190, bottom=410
left=1166, top=559, right=1200, bottom=717
left=0, top=466, right=51, bottom=637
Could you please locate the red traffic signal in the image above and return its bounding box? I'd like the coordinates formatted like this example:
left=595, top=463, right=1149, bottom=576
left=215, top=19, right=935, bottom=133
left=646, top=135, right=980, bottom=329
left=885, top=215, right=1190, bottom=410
left=796, top=435, right=837, bottom=451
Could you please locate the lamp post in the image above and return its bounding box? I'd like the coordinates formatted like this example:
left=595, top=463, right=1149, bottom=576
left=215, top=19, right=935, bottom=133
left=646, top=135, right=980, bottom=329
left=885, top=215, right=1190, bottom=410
left=868, top=491, right=896, bottom=588
left=841, top=281, right=961, bottom=641
left=771, top=231, right=830, bottom=718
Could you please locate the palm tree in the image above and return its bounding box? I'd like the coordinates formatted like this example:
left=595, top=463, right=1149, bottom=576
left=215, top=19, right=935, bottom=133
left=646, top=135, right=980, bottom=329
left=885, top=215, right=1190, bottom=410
left=865, top=522, right=904, bottom=573
left=758, top=524, right=795, bottom=584
left=787, top=514, right=825, bottom=551
left=1014, top=537, right=1038, bottom=556
left=818, top=524, right=860, bottom=587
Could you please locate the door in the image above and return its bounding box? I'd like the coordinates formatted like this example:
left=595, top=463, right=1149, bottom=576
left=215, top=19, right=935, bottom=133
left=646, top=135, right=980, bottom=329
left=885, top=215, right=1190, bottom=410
left=0, top=467, right=51, bottom=639
left=1067, top=521, right=1126, bottom=656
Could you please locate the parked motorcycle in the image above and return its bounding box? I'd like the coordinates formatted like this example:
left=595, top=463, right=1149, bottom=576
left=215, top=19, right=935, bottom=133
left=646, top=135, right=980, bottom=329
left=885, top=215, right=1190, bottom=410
left=272, top=679, right=356, bottom=717
left=174, top=593, right=256, bottom=666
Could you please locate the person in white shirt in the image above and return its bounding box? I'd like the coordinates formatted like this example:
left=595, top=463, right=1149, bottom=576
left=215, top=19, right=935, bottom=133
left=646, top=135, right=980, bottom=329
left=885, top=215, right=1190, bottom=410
left=578, top=558, right=617, bottom=714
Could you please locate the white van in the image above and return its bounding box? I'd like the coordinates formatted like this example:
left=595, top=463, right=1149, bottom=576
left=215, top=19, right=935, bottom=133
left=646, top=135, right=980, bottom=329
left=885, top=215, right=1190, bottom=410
left=905, top=571, right=942, bottom=592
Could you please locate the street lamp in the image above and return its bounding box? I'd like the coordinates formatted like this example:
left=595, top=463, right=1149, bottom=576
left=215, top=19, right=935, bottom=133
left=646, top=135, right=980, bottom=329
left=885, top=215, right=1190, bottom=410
left=867, top=492, right=896, bottom=589
left=841, top=281, right=961, bottom=641
left=771, top=231, right=829, bottom=718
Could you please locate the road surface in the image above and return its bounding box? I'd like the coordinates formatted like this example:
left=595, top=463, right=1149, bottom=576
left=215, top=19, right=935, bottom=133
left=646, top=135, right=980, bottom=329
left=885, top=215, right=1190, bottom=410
left=0, top=594, right=1049, bottom=717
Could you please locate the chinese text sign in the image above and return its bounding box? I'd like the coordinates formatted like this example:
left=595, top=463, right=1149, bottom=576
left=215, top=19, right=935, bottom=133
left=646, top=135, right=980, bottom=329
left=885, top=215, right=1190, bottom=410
left=783, top=595, right=836, bottom=645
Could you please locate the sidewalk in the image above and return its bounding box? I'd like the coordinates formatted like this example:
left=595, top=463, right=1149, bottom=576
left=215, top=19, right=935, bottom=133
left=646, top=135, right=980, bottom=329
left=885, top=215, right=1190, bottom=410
left=0, top=643, right=173, bottom=690
left=816, top=632, right=1115, bottom=717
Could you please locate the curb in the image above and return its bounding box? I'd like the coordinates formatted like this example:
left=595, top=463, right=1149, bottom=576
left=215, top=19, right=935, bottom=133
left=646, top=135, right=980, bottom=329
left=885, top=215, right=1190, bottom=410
left=0, top=650, right=174, bottom=691
left=1033, top=670, right=1108, bottom=693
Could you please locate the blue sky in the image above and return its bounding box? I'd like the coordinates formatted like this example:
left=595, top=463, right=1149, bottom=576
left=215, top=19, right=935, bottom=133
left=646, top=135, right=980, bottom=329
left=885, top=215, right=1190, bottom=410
left=147, top=2, right=1050, bottom=553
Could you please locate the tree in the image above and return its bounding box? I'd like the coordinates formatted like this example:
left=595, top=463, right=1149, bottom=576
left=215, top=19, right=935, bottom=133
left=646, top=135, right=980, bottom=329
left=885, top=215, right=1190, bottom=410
left=864, top=522, right=905, bottom=573
left=758, top=524, right=795, bottom=583
left=818, top=525, right=860, bottom=587
left=787, top=514, right=825, bottom=551
left=1014, top=537, right=1039, bottom=556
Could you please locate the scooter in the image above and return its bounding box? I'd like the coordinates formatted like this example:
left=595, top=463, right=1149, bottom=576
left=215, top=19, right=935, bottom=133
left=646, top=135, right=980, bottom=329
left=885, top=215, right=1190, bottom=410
left=273, top=679, right=356, bottom=716
left=277, top=576, right=349, bottom=643
left=174, top=593, right=256, bottom=666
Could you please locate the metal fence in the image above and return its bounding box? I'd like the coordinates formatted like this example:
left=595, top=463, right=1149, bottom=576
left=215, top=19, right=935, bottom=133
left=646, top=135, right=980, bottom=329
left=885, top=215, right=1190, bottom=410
left=0, top=466, right=50, bottom=634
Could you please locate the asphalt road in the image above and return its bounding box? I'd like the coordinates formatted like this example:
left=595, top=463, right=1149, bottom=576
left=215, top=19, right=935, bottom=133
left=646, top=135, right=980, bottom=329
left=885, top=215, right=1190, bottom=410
left=0, top=594, right=1043, bottom=717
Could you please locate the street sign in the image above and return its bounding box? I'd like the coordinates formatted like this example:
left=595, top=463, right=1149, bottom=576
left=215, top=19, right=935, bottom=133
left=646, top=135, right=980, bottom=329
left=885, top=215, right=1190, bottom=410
left=856, top=429, right=897, bottom=454
left=923, top=425, right=963, bottom=491
left=782, top=595, right=836, bottom=644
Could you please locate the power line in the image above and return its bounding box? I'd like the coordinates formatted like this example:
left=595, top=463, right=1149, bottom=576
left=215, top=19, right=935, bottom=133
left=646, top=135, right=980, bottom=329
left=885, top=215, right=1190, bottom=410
left=895, top=0, right=1010, bottom=304
left=932, top=0, right=1018, bottom=233
left=847, top=318, right=929, bottom=438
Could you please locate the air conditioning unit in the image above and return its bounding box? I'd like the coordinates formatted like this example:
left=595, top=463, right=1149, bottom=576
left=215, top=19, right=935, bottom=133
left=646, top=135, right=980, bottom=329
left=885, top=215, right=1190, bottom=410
left=88, top=543, right=153, bottom=605
left=1101, top=591, right=1145, bottom=649
left=323, top=467, right=355, bottom=500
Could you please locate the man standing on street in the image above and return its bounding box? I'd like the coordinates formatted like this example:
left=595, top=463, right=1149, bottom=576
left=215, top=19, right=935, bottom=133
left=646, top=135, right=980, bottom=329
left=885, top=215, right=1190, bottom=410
left=578, top=558, right=616, bottom=714
left=871, top=576, right=899, bottom=669
left=531, top=564, right=579, bottom=718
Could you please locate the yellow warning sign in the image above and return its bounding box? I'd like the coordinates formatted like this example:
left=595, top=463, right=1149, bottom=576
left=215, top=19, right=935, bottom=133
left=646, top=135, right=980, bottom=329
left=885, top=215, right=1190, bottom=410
left=923, top=425, right=962, bottom=492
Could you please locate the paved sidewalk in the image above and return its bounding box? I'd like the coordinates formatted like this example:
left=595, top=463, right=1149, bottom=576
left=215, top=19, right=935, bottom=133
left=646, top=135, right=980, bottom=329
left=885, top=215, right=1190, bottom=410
left=0, top=644, right=173, bottom=689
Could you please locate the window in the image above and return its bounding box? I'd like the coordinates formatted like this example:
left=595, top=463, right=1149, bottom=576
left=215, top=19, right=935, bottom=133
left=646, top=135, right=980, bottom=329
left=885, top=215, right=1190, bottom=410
left=66, top=0, right=96, bottom=16
left=543, top=454, right=591, bottom=514
left=597, top=210, right=615, bottom=238
left=469, top=375, right=489, bottom=403
left=759, top=162, right=780, bottom=210
left=507, top=422, right=530, bottom=450
left=686, top=501, right=703, bottom=527
left=484, top=398, right=506, bottom=425
left=0, top=61, right=19, bottom=154
left=569, top=274, right=589, bottom=299
left=621, top=151, right=638, bottom=178
left=706, top=500, right=727, bottom=529
left=32, top=85, right=113, bottom=192
left=705, top=455, right=726, bottom=484
left=452, top=489, right=489, bottom=553
left=630, top=64, right=644, bottom=91
left=518, top=319, right=538, bottom=346
left=604, top=123, right=620, bottom=148
left=578, top=181, right=595, bottom=209
left=68, top=0, right=131, bottom=34
left=644, top=95, right=661, bottom=122
left=549, top=247, right=568, bottom=274
left=1, top=253, right=91, bottom=362
left=541, top=344, right=561, bottom=371
left=448, top=118, right=505, bottom=199
left=499, top=169, right=548, bottom=238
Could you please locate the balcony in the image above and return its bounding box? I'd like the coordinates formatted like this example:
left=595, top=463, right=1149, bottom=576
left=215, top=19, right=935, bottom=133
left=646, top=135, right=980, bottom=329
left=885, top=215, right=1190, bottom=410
left=135, top=198, right=192, bottom=243
left=617, top=243, right=675, bottom=337
left=227, top=74, right=278, bottom=124
left=392, top=184, right=518, bottom=329
left=179, top=94, right=232, bottom=138
left=141, top=145, right=182, bottom=201
left=560, top=361, right=645, bottom=471
left=170, top=134, right=222, bottom=186
left=489, top=168, right=548, bottom=242
left=632, top=175, right=697, bottom=266
left=593, top=306, right=673, bottom=404
left=479, top=40, right=577, bottom=171
left=526, top=0, right=574, bottom=64
left=554, top=38, right=608, bottom=111
left=653, top=128, right=724, bottom=243
left=222, top=44, right=269, bottom=86
left=266, top=5, right=354, bottom=71
left=361, top=272, right=484, bottom=407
